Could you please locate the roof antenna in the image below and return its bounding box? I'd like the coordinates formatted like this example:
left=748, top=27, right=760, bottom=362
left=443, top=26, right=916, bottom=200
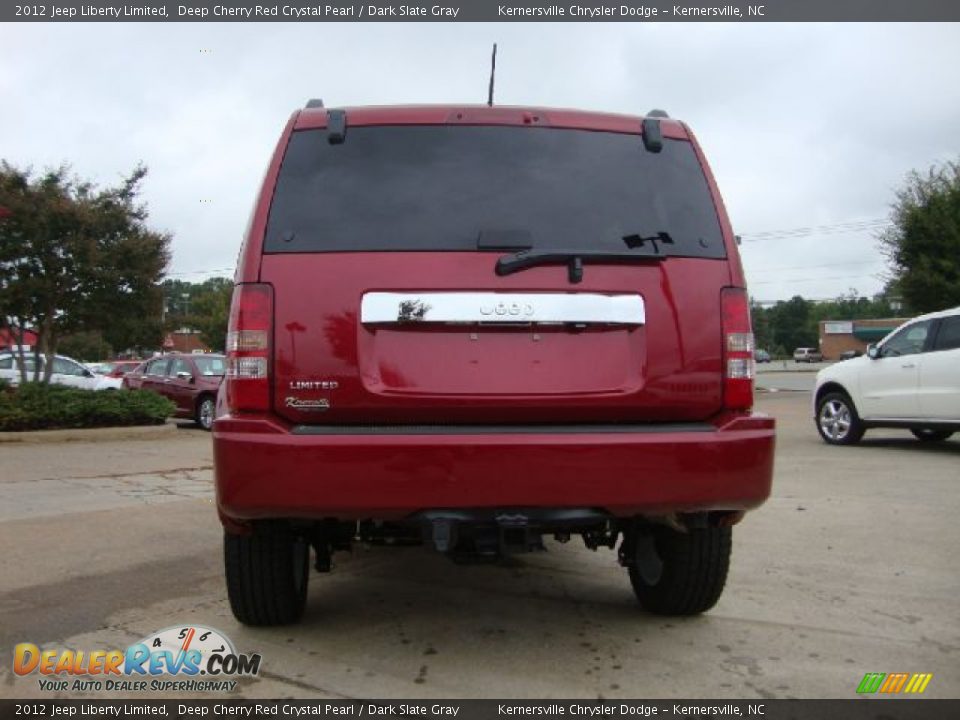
left=487, top=43, right=497, bottom=106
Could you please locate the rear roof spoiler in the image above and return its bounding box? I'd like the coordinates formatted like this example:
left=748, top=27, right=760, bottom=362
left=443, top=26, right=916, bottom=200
left=305, top=102, right=667, bottom=150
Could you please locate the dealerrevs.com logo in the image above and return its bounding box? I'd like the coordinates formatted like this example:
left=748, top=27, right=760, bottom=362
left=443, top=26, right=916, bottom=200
left=13, top=625, right=261, bottom=693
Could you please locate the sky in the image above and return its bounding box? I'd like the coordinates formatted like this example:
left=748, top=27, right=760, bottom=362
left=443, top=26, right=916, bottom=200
left=2, top=21, right=959, bottom=304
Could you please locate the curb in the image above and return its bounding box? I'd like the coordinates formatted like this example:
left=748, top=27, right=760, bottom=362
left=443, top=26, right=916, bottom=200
left=0, top=421, right=179, bottom=444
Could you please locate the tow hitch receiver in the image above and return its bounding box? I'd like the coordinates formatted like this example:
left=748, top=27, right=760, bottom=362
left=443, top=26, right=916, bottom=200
left=495, top=513, right=543, bottom=553
left=419, top=509, right=607, bottom=557
left=427, top=513, right=543, bottom=555
left=431, top=518, right=457, bottom=553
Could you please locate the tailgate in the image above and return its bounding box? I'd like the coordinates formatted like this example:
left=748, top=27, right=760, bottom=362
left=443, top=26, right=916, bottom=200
left=261, top=253, right=728, bottom=424
left=256, top=121, right=736, bottom=425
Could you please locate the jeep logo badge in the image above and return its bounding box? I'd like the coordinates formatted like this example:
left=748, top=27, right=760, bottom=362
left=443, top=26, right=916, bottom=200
left=480, top=302, right=534, bottom=316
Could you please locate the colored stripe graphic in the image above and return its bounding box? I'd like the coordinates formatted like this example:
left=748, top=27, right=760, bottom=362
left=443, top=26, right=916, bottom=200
left=857, top=673, right=885, bottom=694
left=904, top=673, right=933, bottom=694
left=857, top=672, right=932, bottom=694
left=880, top=672, right=909, bottom=693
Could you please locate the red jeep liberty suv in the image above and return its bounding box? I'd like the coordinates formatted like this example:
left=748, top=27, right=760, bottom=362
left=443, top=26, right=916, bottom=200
left=214, top=101, right=776, bottom=625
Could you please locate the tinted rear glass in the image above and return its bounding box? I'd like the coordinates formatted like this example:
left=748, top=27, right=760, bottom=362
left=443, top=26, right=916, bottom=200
left=194, top=356, right=226, bottom=376
left=264, top=126, right=725, bottom=258
left=933, top=316, right=960, bottom=351
left=1, top=355, right=38, bottom=370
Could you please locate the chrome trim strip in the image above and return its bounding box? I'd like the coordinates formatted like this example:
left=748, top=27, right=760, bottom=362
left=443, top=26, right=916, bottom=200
left=361, top=292, right=645, bottom=325
left=292, top=422, right=711, bottom=435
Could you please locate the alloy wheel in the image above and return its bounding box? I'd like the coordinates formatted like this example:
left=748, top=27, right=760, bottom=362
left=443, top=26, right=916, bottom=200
left=199, top=397, right=215, bottom=431
left=819, top=399, right=852, bottom=441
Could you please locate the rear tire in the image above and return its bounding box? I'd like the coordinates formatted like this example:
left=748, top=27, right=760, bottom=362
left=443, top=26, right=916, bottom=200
left=224, top=522, right=309, bottom=626
left=910, top=428, right=954, bottom=442
left=196, top=395, right=215, bottom=431
left=628, top=525, right=731, bottom=615
left=816, top=391, right=865, bottom=445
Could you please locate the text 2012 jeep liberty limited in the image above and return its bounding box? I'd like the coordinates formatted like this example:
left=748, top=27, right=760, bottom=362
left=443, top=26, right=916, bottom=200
left=214, top=101, right=776, bottom=625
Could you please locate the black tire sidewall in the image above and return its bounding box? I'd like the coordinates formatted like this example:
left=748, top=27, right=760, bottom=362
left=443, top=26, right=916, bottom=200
left=224, top=524, right=310, bottom=626
left=629, top=524, right=731, bottom=616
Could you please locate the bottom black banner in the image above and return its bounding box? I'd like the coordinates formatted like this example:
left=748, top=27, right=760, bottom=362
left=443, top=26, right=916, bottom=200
left=0, top=700, right=954, bottom=720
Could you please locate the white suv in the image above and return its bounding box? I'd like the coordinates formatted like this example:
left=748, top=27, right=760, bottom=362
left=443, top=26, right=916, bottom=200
left=793, top=347, right=823, bottom=363
left=813, top=307, right=960, bottom=444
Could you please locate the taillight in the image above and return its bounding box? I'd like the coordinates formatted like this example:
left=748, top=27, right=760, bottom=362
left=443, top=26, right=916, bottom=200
left=721, top=287, right=754, bottom=411
left=224, top=283, right=272, bottom=413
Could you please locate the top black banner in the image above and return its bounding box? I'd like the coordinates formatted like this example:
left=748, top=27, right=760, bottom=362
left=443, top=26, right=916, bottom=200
left=4, top=0, right=960, bottom=22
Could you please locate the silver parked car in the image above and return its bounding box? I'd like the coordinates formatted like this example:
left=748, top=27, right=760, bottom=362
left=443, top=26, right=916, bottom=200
left=793, top=347, right=823, bottom=363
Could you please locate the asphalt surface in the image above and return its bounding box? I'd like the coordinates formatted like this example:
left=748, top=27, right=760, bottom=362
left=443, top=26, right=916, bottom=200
left=755, top=372, right=817, bottom=393
left=754, top=360, right=826, bottom=393
left=1, top=402, right=958, bottom=700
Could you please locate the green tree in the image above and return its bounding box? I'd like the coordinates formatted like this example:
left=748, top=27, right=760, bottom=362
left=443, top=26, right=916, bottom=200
left=188, top=277, right=233, bottom=352
left=160, top=276, right=233, bottom=352
left=767, top=295, right=815, bottom=352
left=810, top=290, right=897, bottom=327
left=58, top=331, right=112, bottom=362
left=0, top=162, right=170, bottom=382
left=880, top=158, right=960, bottom=313
left=160, top=278, right=194, bottom=327
left=750, top=299, right=772, bottom=352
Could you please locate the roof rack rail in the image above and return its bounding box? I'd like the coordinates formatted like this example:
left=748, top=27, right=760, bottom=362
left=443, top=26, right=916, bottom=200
left=305, top=98, right=325, bottom=109
left=646, top=108, right=669, bottom=118
left=641, top=116, right=663, bottom=153
left=327, top=109, right=346, bottom=144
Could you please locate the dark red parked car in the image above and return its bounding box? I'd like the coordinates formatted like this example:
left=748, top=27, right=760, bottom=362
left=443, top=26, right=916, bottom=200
left=104, top=360, right=142, bottom=378
left=124, top=353, right=225, bottom=430
left=215, top=102, right=776, bottom=625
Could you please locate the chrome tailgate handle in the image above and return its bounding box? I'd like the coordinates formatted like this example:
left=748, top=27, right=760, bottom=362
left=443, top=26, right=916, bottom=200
left=361, top=292, right=645, bottom=325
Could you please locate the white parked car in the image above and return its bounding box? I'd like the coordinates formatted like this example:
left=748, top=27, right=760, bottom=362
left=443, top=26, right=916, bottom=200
left=813, top=307, right=960, bottom=444
left=0, top=352, right=123, bottom=390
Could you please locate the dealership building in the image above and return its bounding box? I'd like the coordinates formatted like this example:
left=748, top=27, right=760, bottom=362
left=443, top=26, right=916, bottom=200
left=818, top=318, right=909, bottom=359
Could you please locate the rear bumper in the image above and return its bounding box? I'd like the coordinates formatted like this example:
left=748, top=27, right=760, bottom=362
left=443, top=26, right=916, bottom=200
left=213, top=413, right=775, bottom=525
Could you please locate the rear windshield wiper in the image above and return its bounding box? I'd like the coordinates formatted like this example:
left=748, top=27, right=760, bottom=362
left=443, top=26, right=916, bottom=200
left=622, top=231, right=674, bottom=253
left=496, top=236, right=671, bottom=284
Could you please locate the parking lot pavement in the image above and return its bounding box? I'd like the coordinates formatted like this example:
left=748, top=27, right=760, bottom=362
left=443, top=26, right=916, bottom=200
left=756, top=360, right=830, bottom=374
left=1, top=399, right=958, bottom=700
left=756, top=372, right=817, bottom=393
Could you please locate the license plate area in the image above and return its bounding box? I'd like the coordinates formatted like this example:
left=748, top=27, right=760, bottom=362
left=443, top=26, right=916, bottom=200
left=360, top=292, right=645, bottom=326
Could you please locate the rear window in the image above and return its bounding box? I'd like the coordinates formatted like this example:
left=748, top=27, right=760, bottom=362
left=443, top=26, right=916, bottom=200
left=146, top=359, right=169, bottom=376
left=933, top=315, right=960, bottom=351
left=264, top=126, right=725, bottom=258
left=194, top=356, right=226, bottom=376
left=0, top=355, right=37, bottom=371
